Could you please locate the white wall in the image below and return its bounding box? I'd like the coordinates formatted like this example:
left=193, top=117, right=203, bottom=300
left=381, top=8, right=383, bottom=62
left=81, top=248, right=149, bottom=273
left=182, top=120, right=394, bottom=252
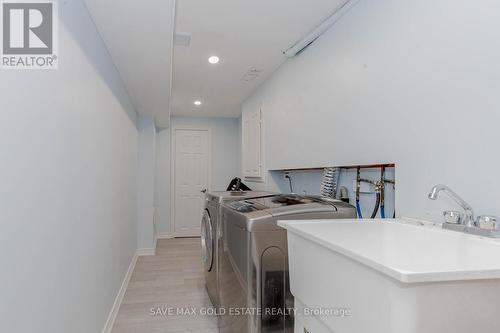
left=243, top=0, right=500, bottom=222
left=0, top=1, right=138, bottom=332
left=155, top=117, right=240, bottom=234
left=137, top=115, right=156, bottom=250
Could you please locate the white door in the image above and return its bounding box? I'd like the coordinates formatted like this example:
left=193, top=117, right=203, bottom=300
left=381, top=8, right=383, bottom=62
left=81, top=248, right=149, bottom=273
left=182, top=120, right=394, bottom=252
left=173, top=129, right=210, bottom=237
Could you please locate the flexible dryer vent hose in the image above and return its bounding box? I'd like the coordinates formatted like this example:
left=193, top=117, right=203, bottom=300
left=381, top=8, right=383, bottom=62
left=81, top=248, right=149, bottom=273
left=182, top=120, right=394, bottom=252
left=320, top=167, right=339, bottom=199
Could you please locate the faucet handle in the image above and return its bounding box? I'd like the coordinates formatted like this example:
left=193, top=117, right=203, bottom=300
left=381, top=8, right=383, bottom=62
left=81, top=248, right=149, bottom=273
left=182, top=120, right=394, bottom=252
left=443, top=211, right=462, bottom=224
left=476, top=215, right=499, bottom=230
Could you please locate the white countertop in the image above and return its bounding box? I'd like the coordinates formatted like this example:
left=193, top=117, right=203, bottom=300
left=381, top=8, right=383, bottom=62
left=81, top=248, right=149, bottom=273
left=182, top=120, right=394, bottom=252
left=278, top=218, right=500, bottom=283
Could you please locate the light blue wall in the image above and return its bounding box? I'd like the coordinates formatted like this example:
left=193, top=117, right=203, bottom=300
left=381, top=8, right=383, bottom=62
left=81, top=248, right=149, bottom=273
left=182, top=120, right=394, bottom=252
left=137, top=115, right=156, bottom=249
left=0, top=1, right=138, bottom=332
left=243, top=0, right=500, bottom=221
left=155, top=128, right=172, bottom=234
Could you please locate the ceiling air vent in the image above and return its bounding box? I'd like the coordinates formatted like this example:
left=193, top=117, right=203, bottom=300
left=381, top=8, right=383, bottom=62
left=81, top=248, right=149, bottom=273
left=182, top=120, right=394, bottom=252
left=241, top=68, right=262, bottom=82
left=174, top=32, right=191, bottom=47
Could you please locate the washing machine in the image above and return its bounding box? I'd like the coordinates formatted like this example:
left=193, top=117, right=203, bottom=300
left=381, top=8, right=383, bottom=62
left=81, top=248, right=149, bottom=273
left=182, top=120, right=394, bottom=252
left=218, top=195, right=356, bottom=333
left=201, top=191, right=277, bottom=308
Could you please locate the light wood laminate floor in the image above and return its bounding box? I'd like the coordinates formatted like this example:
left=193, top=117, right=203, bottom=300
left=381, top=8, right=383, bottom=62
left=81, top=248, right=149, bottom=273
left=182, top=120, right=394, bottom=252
left=112, top=238, right=218, bottom=333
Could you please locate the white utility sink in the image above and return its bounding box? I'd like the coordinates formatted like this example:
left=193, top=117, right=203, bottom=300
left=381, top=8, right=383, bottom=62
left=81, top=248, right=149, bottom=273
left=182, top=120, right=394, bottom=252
left=278, top=218, right=500, bottom=333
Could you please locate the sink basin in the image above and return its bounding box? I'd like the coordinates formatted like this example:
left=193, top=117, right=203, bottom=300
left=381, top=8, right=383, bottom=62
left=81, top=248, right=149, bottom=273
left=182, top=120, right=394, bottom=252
left=278, top=218, right=500, bottom=333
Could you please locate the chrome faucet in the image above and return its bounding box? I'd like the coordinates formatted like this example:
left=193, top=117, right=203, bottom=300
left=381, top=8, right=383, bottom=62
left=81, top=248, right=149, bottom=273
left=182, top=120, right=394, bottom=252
left=428, top=184, right=475, bottom=227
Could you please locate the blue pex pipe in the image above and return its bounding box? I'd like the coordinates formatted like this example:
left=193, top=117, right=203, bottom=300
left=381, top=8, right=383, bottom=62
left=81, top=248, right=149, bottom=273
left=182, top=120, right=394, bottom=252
left=356, top=201, right=363, bottom=219
left=381, top=206, right=385, bottom=219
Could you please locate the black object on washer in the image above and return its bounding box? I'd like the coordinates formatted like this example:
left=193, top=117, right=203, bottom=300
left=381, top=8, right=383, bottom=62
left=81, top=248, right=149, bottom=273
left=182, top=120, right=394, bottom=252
left=226, top=177, right=252, bottom=191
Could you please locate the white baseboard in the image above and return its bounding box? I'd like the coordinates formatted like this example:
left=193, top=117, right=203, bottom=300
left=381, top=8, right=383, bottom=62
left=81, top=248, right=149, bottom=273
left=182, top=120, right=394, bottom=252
left=156, top=232, right=174, bottom=239
left=102, top=238, right=160, bottom=333
left=102, top=252, right=138, bottom=333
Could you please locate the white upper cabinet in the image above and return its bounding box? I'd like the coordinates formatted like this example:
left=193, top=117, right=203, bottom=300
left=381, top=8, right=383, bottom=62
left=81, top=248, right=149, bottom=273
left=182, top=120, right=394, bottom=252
left=242, top=108, right=263, bottom=180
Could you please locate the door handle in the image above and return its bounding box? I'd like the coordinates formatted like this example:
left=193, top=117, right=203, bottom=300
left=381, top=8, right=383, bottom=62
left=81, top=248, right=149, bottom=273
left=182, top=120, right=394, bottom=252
left=201, top=189, right=207, bottom=193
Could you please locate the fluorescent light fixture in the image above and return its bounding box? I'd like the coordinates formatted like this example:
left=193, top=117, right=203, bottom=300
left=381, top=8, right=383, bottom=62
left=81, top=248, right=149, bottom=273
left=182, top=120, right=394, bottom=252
left=194, top=100, right=202, bottom=106
left=283, top=0, right=360, bottom=58
left=208, top=56, right=220, bottom=64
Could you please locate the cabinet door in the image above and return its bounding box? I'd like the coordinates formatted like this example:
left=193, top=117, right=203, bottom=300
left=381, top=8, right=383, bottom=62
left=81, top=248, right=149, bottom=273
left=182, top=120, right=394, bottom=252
left=242, top=115, right=252, bottom=176
left=242, top=109, right=262, bottom=178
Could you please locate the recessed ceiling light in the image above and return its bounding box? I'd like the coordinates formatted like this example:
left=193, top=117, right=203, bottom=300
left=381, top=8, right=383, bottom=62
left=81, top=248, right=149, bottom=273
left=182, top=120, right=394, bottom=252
left=208, top=56, right=220, bottom=64
left=194, top=100, right=202, bottom=106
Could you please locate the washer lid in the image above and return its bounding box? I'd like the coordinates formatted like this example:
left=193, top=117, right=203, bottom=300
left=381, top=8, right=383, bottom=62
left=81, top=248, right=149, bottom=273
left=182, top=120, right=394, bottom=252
left=243, top=195, right=339, bottom=210
left=206, top=191, right=277, bottom=203
left=225, top=200, right=268, bottom=213
left=250, top=195, right=318, bottom=208
left=225, top=194, right=342, bottom=213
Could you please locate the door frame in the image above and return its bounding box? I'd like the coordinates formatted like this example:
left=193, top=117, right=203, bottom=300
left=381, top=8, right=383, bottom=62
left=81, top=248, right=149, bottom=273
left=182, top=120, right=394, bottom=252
left=170, top=126, right=212, bottom=237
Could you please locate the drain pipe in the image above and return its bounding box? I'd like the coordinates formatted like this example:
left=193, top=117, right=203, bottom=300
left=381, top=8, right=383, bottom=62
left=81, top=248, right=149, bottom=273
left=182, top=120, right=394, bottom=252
left=284, top=172, right=294, bottom=193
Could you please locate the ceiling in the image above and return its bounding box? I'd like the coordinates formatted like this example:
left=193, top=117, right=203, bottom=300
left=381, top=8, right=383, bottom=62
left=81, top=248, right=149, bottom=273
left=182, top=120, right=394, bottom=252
left=171, top=0, right=348, bottom=118
left=84, top=0, right=175, bottom=127
left=84, top=0, right=348, bottom=125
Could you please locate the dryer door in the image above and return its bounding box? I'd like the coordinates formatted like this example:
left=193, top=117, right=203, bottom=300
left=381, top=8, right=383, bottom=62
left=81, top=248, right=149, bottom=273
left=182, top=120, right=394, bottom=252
left=201, top=209, right=214, bottom=271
